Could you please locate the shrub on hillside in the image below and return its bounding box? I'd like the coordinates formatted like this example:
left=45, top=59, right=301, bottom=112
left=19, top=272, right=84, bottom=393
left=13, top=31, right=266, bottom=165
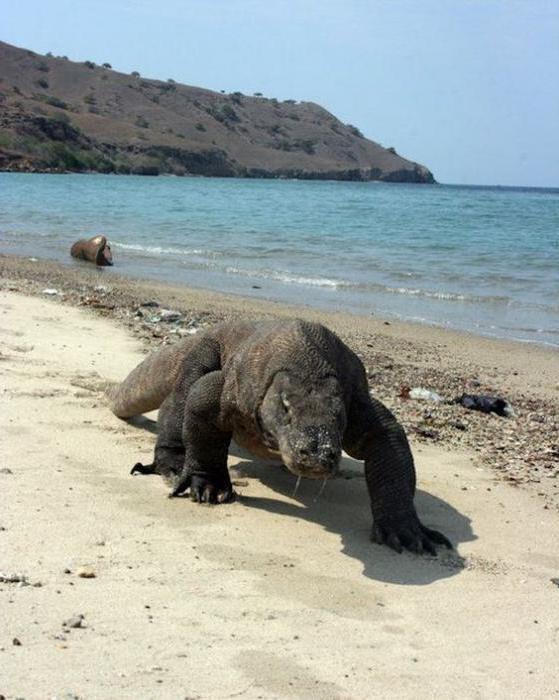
left=221, top=104, right=239, bottom=122
left=49, top=111, right=71, bottom=124
left=346, top=124, right=363, bottom=138
left=272, top=138, right=317, bottom=154
left=41, top=142, right=86, bottom=170
left=113, top=158, right=132, bottom=174
left=293, top=138, right=316, bottom=155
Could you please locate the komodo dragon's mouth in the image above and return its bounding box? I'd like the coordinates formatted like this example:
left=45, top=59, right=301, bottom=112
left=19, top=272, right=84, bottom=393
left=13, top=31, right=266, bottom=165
left=285, top=463, right=339, bottom=479
left=281, top=450, right=340, bottom=480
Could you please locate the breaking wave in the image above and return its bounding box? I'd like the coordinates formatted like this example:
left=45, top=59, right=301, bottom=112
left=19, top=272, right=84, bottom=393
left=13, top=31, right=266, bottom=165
left=383, top=286, right=509, bottom=304
left=224, top=266, right=346, bottom=288
left=114, top=241, right=210, bottom=257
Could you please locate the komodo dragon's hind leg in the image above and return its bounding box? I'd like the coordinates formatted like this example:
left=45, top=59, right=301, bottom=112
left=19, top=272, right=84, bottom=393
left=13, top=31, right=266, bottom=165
left=344, top=392, right=452, bottom=555
left=129, top=390, right=186, bottom=482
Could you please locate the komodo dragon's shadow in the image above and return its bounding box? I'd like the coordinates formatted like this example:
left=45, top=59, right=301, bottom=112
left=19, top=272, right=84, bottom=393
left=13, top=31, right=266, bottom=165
left=125, top=418, right=474, bottom=585
left=228, top=443, right=474, bottom=586
left=125, top=415, right=159, bottom=435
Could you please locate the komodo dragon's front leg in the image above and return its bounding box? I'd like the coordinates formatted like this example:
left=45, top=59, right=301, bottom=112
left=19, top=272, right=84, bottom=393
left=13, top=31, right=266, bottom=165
left=170, top=369, right=234, bottom=504
left=132, top=338, right=233, bottom=503
left=344, top=393, right=452, bottom=555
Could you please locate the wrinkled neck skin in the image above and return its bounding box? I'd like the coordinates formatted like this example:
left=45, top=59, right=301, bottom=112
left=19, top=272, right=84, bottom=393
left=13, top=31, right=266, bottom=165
left=258, top=371, right=346, bottom=479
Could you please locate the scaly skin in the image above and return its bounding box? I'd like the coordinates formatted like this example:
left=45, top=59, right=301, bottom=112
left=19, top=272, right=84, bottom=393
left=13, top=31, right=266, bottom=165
left=108, top=319, right=451, bottom=555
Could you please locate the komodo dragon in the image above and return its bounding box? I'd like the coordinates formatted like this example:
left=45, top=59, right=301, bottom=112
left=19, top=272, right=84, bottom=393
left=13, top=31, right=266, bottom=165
left=107, top=319, right=451, bottom=555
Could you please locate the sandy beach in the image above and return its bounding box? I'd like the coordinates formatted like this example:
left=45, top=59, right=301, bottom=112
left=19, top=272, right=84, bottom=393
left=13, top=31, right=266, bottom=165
left=1, top=254, right=559, bottom=698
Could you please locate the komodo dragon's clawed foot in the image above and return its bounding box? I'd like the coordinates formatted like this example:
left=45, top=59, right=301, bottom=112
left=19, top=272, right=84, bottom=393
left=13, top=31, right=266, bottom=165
left=130, top=462, right=158, bottom=476
left=371, top=513, right=452, bottom=555
left=169, top=472, right=236, bottom=504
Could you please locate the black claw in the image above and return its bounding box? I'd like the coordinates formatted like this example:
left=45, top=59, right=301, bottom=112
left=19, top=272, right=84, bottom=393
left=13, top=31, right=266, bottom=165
left=170, top=484, right=187, bottom=498
left=190, top=487, right=202, bottom=503
left=372, top=517, right=451, bottom=556
left=387, top=533, right=403, bottom=553
left=130, top=462, right=157, bottom=476
left=206, top=488, right=218, bottom=505
left=409, top=537, right=424, bottom=555
left=422, top=526, right=453, bottom=550
left=370, top=524, right=382, bottom=545
left=219, top=489, right=236, bottom=504
left=422, top=537, right=437, bottom=556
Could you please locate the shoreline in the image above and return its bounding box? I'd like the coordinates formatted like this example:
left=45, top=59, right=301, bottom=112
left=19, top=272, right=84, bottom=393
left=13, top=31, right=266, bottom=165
left=3, top=164, right=558, bottom=190
left=1, top=252, right=557, bottom=390
left=1, top=252, right=558, bottom=512
left=3, top=233, right=559, bottom=352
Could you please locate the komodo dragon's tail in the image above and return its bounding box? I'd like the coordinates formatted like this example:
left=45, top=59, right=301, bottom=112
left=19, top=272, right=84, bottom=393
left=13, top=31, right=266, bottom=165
left=105, top=337, right=198, bottom=418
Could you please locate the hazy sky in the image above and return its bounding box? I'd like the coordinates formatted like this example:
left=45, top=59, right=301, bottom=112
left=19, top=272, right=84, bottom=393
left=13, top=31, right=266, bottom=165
left=4, top=1, right=559, bottom=186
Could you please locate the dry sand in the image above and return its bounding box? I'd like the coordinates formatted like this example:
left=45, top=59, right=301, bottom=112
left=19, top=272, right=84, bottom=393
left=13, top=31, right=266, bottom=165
left=1, top=287, right=559, bottom=698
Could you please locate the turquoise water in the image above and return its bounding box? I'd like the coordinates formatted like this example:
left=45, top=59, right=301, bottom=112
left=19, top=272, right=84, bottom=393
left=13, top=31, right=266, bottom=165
left=1, top=173, right=558, bottom=346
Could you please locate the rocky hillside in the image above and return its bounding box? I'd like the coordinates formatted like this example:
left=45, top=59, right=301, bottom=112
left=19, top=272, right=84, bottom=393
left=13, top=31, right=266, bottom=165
left=0, top=41, right=435, bottom=182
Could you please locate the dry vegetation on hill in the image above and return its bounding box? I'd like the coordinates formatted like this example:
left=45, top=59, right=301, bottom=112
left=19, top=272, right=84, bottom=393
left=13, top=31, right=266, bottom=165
left=0, top=41, right=434, bottom=181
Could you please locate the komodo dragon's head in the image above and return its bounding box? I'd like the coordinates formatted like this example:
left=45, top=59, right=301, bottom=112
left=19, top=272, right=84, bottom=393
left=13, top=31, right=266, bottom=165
left=258, top=371, right=345, bottom=479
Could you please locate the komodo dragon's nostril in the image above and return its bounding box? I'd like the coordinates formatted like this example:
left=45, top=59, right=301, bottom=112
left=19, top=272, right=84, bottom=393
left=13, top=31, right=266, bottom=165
left=300, top=437, right=318, bottom=457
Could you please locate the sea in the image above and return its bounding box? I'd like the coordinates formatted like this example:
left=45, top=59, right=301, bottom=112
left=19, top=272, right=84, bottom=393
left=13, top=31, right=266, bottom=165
left=1, top=173, right=558, bottom=347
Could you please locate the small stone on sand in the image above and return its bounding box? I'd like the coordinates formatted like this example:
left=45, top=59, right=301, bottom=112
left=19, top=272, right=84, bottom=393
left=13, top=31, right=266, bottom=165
left=76, top=566, right=96, bottom=579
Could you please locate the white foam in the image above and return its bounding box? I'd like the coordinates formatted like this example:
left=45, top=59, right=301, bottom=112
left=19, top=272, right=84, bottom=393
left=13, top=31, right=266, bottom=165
left=224, top=266, right=345, bottom=289
left=384, top=286, right=508, bottom=304
left=114, top=241, right=207, bottom=257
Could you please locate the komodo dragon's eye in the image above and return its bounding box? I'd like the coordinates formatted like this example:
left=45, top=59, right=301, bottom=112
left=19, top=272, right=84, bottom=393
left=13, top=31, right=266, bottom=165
left=281, top=395, right=291, bottom=412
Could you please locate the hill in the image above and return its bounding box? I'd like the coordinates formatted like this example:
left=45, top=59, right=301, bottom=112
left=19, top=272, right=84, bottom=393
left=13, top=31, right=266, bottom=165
left=0, top=41, right=435, bottom=182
